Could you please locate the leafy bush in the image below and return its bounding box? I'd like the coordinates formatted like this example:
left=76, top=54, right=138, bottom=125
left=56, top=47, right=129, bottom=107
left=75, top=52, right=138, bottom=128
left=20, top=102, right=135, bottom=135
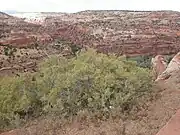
left=37, top=49, right=153, bottom=117
left=0, top=75, right=42, bottom=129
left=0, top=48, right=153, bottom=129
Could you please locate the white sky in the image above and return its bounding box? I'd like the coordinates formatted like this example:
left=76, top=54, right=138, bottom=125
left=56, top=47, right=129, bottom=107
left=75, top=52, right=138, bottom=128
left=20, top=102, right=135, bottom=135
left=0, top=0, right=180, bottom=13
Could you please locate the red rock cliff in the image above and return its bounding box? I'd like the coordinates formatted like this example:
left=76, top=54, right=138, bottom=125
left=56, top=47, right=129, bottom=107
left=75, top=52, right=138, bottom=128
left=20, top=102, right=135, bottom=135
left=1, top=11, right=180, bottom=56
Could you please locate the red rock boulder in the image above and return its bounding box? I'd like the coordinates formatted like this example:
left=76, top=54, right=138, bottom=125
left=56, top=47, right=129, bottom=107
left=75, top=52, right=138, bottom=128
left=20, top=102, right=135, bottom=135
left=155, top=52, right=180, bottom=82
left=151, top=55, right=167, bottom=80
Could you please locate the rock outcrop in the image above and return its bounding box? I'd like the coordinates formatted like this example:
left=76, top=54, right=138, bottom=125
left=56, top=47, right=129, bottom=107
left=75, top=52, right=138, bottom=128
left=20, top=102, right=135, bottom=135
left=155, top=52, right=180, bottom=81
left=151, top=55, right=167, bottom=80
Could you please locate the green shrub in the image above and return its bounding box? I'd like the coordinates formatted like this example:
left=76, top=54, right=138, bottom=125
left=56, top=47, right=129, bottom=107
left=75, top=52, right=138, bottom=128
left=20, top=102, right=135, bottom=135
left=0, top=48, right=153, bottom=129
left=0, top=75, right=42, bottom=129
left=37, top=49, right=153, bottom=118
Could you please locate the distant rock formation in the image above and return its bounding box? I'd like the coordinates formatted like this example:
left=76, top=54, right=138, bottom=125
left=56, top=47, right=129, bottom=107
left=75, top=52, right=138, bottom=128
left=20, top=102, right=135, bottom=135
left=47, top=10, right=180, bottom=56
left=2, top=11, right=180, bottom=77
left=1, top=11, right=180, bottom=56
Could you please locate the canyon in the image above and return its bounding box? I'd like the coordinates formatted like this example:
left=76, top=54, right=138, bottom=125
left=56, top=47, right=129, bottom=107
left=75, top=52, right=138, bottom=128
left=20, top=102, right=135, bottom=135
left=1, top=10, right=180, bottom=56
left=1, top=10, right=180, bottom=135
left=1, top=10, right=180, bottom=76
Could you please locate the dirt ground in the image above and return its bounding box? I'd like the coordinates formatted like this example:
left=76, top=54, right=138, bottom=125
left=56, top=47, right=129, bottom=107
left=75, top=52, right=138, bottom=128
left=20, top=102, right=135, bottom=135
left=1, top=72, right=180, bottom=135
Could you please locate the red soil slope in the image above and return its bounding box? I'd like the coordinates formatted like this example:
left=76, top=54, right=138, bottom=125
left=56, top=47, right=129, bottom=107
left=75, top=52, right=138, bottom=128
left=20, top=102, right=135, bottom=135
left=156, top=109, right=180, bottom=135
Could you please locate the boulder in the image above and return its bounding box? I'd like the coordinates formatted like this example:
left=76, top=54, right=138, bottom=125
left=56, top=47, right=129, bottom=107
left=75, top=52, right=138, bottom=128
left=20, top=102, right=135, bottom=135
left=155, top=52, right=180, bottom=82
left=151, top=55, right=167, bottom=80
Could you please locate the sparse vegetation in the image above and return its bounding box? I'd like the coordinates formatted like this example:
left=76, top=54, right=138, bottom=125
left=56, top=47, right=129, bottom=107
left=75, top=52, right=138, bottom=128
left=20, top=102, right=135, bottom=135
left=127, top=54, right=174, bottom=69
left=0, top=48, right=153, bottom=131
left=0, top=10, right=180, bottom=135
left=52, top=39, right=82, bottom=55
left=165, top=54, right=174, bottom=63
left=3, top=45, right=17, bottom=57
left=127, top=55, right=153, bottom=68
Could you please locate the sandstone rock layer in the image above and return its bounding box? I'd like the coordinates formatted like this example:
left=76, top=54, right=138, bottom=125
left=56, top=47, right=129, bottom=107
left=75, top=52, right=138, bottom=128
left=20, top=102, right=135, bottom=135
left=1, top=11, right=180, bottom=56
left=155, top=52, right=180, bottom=81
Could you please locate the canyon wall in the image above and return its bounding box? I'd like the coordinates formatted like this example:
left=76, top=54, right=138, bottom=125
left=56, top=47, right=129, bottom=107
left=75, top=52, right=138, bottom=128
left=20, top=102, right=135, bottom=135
left=1, top=11, right=180, bottom=56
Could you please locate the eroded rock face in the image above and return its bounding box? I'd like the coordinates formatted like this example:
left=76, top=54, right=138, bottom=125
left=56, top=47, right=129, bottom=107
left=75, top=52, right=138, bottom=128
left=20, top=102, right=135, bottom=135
left=2, top=11, right=180, bottom=76
left=155, top=52, right=180, bottom=82
left=151, top=55, right=167, bottom=80
left=1, top=11, right=180, bottom=56
left=48, top=10, right=180, bottom=56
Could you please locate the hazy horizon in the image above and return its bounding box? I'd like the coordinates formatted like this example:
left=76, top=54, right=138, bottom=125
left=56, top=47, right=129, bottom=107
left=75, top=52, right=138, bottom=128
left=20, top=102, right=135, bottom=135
left=0, top=0, right=180, bottom=13
left=2, top=9, right=179, bottom=14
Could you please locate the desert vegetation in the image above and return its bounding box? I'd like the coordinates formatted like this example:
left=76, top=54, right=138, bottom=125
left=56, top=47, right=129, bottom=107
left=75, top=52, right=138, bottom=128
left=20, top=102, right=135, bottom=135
left=0, top=48, right=153, bottom=132
left=127, top=55, right=153, bottom=68
left=0, top=10, right=180, bottom=135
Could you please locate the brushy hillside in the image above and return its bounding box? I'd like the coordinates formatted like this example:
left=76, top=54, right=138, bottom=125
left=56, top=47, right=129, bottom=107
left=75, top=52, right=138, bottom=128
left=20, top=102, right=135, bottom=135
left=0, top=49, right=153, bottom=131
